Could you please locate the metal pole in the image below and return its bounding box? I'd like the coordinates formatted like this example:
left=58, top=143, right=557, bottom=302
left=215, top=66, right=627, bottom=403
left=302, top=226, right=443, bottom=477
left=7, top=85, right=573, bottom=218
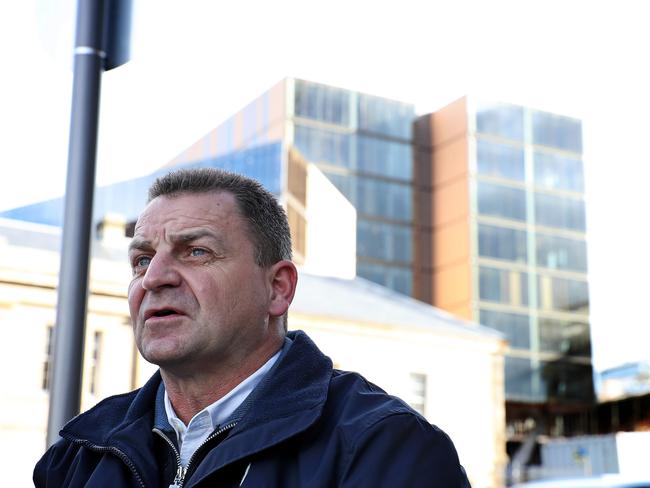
left=46, top=0, right=107, bottom=447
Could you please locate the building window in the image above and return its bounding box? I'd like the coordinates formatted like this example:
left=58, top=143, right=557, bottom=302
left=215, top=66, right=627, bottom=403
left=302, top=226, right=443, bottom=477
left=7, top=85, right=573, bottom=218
left=294, top=80, right=351, bottom=126
left=532, top=111, right=582, bottom=153
left=534, top=193, right=586, bottom=231
left=479, top=309, right=530, bottom=350
left=407, top=373, right=427, bottom=415
left=476, top=139, right=525, bottom=181
left=478, top=224, right=528, bottom=263
left=536, top=233, right=587, bottom=272
left=477, top=181, right=526, bottom=222
left=538, top=318, right=591, bottom=358
left=42, top=325, right=54, bottom=391
left=476, top=103, right=524, bottom=141
left=534, top=150, right=584, bottom=192
left=89, top=331, right=103, bottom=395
left=479, top=266, right=529, bottom=306
left=537, top=275, right=589, bottom=313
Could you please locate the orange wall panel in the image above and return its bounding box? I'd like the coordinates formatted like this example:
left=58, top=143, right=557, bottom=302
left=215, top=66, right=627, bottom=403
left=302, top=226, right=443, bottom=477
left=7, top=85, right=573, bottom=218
left=433, top=219, right=470, bottom=268
left=432, top=97, right=468, bottom=148
left=432, top=177, right=469, bottom=228
left=433, top=138, right=469, bottom=187
left=432, top=261, right=472, bottom=320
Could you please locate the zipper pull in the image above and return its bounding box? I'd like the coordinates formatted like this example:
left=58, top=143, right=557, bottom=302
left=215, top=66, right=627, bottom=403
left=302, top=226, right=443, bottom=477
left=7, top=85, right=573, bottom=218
left=169, top=465, right=187, bottom=488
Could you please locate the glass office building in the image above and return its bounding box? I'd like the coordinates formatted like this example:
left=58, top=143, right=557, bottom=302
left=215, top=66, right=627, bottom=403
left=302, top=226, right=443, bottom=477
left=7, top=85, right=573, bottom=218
left=414, top=97, right=592, bottom=431
left=169, top=78, right=416, bottom=295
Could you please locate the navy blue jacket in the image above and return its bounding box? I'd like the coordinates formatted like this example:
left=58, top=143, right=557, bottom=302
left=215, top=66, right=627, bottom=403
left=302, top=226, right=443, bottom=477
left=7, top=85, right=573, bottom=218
left=34, top=331, right=470, bottom=487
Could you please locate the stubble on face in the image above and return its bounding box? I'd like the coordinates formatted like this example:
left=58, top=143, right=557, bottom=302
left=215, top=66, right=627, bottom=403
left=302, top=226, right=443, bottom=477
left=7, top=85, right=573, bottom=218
left=127, top=192, right=277, bottom=377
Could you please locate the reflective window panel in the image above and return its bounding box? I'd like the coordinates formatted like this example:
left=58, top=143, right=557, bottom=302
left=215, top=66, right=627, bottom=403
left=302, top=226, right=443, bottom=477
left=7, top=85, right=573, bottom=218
left=476, top=139, right=525, bottom=181
left=294, top=124, right=352, bottom=168
left=326, top=172, right=412, bottom=223
left=505, top=356, right=536, bottom=400
left=538, top=318, right=591, bottom=357
left=480, top=309, right=530, bottom=349
left=538, top=275, right=589, bottom=313
left=476, top=103, right=524, bottom=141
left=478, top=224, right=528, bottom=263
left=534, top=150, right=584, bottom=192
left=357, top=219, right=412, bottom=263
left=536, top=233, right=587, bottom=272
left=358, top=93, right=414, bottom=139
left=532, top=111, right=582, bottom=153
left=477, top=181, right=527, bottom=221
left=479, top=266, right=529, bottom=306
left=357, top=135, right=412, bottom=181
left=539, top=359, right=594, bottom=403
left=357, top=261, right=413, bottom=296
left=535, top=193, right=586, bottom=231
left=294, top=79, right=350, bottom=126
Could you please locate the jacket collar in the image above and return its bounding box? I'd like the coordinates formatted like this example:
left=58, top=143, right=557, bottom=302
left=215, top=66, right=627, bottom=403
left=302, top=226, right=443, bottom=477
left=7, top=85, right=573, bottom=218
left=60, top=330, right=332, bottom=478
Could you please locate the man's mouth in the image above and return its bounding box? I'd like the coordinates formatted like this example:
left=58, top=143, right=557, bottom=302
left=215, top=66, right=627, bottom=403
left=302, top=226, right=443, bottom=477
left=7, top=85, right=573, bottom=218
left=144, top=308, right=184, bottom=321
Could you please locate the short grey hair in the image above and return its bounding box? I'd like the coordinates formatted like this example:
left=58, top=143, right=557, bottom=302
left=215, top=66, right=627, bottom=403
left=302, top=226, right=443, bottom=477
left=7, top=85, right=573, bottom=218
left=148, top=168, right=292, bottom=267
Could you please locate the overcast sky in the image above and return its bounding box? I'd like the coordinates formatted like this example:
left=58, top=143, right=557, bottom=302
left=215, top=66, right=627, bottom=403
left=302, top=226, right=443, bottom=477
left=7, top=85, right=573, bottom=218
left=1, top=0, right=649, bottom=373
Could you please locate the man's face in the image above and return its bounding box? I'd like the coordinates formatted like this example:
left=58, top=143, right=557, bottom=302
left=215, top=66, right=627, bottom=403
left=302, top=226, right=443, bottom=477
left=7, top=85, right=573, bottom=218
left=127, top=192, right=277, bottom=373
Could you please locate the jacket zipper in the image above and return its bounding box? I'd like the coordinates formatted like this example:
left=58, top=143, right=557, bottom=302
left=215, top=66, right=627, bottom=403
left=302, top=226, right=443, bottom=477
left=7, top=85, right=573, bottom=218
left=64, top=437, right=146, bottom=488
left=154, top=421, right=237, bottom=488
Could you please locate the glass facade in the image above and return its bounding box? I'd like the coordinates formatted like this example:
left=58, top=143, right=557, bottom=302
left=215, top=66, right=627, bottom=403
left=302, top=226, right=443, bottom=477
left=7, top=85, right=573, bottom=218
left=292, top=80, right=415, bottom=295
left=0, top=143, right=284, bottom=228
left=474, top=101, right=590, bottom=404
left=478, top=224, right=527, bottom=263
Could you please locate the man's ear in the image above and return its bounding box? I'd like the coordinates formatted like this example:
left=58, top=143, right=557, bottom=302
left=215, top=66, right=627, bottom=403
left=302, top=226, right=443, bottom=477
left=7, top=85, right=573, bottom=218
left=268, top=260, right=298, bottom=318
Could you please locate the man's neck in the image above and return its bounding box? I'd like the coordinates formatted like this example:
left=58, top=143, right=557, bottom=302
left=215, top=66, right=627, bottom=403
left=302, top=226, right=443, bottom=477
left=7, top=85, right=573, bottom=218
left=161, top=340, right=283, bottom=425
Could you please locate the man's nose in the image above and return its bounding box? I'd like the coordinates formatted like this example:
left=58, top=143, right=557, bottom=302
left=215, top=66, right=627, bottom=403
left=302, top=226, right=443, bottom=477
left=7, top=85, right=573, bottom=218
left=141, top=253, right=181, bottom=291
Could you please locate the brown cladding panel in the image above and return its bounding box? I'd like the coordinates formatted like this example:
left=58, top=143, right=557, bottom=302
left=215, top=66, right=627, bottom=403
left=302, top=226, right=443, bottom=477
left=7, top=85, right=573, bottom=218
left=431, top=97, right=468, bottom=148
left=432, top=261, right=473, bottom=321
left=432, top=177, right=469, bottom=229
left=432, top=138, right=469, bottom=188
left=433, top=219, right=470, bottom=268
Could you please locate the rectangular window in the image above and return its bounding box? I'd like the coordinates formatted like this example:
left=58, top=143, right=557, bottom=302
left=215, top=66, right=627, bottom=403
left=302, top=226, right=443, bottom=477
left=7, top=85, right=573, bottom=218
left=356, top=261, right=413, bottom=296
left=294, top=79, right=350, bottom=126
left=537, top=275, right=589, bottom=313
left=476, top=103, right=524, bottom=141
left=539, top=318, right=591, bottom=357
left=476, top=140, right=525, bottom=181
left=480, top=309, right=530, bottom=349
left=407, top=373, right=427, bottom=415
left=535, top=193, right=586, bottom=231
left=294, top=124, right=352, bottom=168
left=358, top=93, right=414, bottom=139
left=479, top=266, right=529, bottom=306
left=357, top=135, right=412, bottom=181
left=534, top=150, right=584, bottom=192
left=532, top=111, right=582, bottom=153
left=536, top=233, right=587, bottom=272
left=505, top=356, right=537, bottom=401
left=478, top=224, right=528, bottom=263
left=477, top=182, right=526, bottom=221
left=357, top=220, right=412, bottom=263
left=42, top=325, right=54, bottom=391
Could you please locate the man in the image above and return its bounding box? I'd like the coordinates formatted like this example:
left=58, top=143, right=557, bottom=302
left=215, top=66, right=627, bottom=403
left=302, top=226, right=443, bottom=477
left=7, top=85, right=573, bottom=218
left=35, top=168, right=470, bottom=487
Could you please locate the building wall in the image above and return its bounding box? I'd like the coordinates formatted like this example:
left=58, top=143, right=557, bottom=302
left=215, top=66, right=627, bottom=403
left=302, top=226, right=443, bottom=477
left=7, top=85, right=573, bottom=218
left=0, top=242, right=135, bottom=486
left=414, top=96, right=593, bottom=413
left=414, top=97, right=473, bottom=319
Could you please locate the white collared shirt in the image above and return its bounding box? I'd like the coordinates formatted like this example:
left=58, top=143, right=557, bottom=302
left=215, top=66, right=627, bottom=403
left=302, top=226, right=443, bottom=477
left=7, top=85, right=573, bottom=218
left=164, top=349, right=281, bottom=467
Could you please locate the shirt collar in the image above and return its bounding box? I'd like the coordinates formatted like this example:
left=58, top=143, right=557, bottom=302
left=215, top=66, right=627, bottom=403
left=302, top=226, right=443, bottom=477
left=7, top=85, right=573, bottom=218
left=164, top=348, right=282, bottom=440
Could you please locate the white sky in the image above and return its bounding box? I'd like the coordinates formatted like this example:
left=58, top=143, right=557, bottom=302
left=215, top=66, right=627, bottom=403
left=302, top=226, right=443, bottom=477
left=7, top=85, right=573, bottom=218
left=1, top=0, right=648, bottom=373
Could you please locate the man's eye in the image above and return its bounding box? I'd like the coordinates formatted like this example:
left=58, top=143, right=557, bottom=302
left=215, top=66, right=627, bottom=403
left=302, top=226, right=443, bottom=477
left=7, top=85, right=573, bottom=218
left=190, top=248, right=207, bottom=257
left=134, top=256, right=151, bottom=268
